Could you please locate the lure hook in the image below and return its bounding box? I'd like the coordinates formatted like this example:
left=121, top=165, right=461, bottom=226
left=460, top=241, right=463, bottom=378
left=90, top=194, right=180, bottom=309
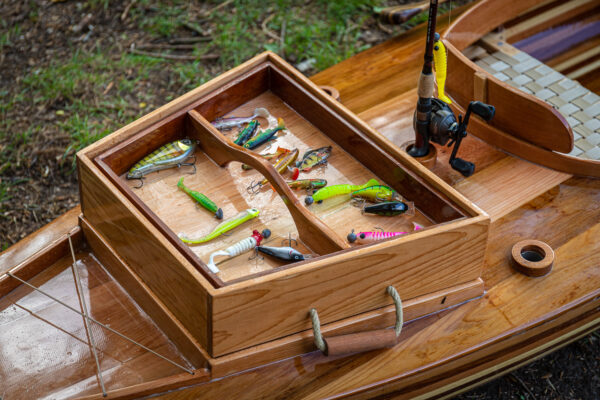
left=281, top=233, right=298, bottom=248
left=246, top=180, right=263, bottom=195
left=374, top=226, right=385, bottom=232
left=375, top=191, right=388, bottom=202
left=133, top=177, right=145, bottom=189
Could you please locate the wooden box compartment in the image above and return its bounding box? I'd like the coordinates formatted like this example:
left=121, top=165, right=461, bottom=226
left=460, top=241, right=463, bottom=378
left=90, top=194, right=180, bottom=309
left=77, top=52, right=489, bottom=358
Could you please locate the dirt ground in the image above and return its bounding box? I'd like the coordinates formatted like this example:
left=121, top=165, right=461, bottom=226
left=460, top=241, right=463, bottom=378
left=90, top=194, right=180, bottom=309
left=0, top=1, right=598, bottom=399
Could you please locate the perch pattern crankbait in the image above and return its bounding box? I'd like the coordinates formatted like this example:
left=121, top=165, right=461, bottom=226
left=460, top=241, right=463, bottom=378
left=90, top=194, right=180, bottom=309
left=305, top=178, right=379, bottom=205
left=286, top=178, right=327, bottom=191
left=241, top=147, right=291, bottom=170
left=212, top=107, right=270, bottom=131
left=207, top=229, right=270, bottom=273
left=256, top=245, right=307, bottom=262
left=233, top=120, right=259, bottom=146
left=363, top=201, right=409, bottom=216
left=127, top=139, right=196, bottom=181
left=177, top=177, right=223, bottom=219
left=291, top=146, right=332, bottom=175
left=351, top=185, right=400, bottom=202
left=347, top=222, right=423, bottom=244
left=243, top=118, right=286, bottom=150
left=179, top=208, right=260, bottom=245
left=249, top=149, right=299, bottom=193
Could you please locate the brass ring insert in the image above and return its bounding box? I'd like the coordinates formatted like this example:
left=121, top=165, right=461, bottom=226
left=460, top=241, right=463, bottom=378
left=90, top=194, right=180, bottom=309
left=511, top=240, right=554, bottom=277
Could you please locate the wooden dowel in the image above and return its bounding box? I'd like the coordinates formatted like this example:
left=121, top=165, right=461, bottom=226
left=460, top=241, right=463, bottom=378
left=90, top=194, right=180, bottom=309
left=324, top=329, right=398, bottom=356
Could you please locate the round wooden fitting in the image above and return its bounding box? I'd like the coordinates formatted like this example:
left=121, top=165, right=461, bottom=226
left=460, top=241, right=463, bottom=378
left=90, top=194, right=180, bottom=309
left=400, top=141, right=437, bottom=169
left=319, top=85, right=341, bottom=102
left=511, top=240, right=554, bottom=277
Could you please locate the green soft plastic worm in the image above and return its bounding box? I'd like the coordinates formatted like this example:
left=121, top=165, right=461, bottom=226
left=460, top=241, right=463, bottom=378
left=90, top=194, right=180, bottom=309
left=177, top=177, right=223, bottom=219
left=179, top=208, right=260, bottom=245
left=305, top=178, right=379, bottom=205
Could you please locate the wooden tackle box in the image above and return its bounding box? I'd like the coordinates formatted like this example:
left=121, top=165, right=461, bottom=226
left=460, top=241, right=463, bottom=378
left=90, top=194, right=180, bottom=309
left=76, top=52, right=489, bottom=372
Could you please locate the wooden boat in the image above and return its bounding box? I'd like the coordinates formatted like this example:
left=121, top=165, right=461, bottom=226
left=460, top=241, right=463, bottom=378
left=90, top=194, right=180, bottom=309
left=1, top=1, right=598, bottom=399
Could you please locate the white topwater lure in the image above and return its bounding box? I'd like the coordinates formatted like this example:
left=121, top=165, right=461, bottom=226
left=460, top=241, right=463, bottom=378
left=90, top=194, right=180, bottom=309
left=206, top=229, right=270, bottom=273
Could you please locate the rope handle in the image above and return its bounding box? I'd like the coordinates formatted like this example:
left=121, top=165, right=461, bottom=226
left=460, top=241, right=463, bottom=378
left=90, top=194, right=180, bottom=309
left=310, top=285, right=403, bottom=355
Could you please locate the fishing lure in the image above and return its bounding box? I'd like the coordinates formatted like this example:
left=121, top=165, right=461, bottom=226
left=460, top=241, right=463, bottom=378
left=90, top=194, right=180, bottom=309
left=207, top=229, right=271, bottom=273
left=347, top=223, right=423, bottom=244
left=177, top=177, right=223, bottom=219
left=233, top=120, right=259, bottom=146
left=241, top=147, right=291, bottom=170
left=243, top=118, right=286, bottom=150
left=363, top=201, right=409, bottom=216
left=179, top=208, right=260, bottom=245
left=247, top=149, right=299, bottom=193
left=305, top=178, right=379, bottom=205
left=351, top=185, right=400, bottom=202
left=256, top=245, right=308, bottom=262
left=212, top=107, right=270, bottom=131
left=127, top=139, right=196, bottom=187
left=286, top=178, right=327, bottom=191
left=290, top=146, right=332, bottom=176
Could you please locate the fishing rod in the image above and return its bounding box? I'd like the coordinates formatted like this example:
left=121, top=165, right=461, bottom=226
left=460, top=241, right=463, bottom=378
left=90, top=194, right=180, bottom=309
left=408, top=0, right=496, bottom=177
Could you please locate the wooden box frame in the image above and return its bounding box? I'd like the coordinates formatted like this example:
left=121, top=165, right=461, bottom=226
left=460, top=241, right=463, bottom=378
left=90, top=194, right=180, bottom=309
left=77, top=52, right=489, bottom=359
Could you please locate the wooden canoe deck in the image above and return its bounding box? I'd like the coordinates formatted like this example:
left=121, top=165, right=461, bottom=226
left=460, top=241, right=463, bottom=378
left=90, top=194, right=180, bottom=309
left=1, top=12, right=599, bottom=400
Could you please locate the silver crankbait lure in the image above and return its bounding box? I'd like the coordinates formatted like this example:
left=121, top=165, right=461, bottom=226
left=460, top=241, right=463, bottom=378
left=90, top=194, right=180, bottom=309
left=256, top=245, right=309, bottom=262
left=211, top=108, right=270, bottom=131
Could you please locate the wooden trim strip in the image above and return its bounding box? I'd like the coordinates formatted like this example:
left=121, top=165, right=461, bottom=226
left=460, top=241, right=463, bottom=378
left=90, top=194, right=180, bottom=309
left=0, top=227, right=82, bottom=297
left=449, top=101, right=600, bottom=178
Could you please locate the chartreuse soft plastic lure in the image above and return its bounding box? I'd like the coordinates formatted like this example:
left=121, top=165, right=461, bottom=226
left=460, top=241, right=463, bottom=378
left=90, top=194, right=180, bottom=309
left=305, top=178, right=379, bottom=205
left=233, top=120, right=259, bottom=146
left=363, top=201, right=409, bottom=216
left=243, top=118, right=285, bottom=150
left=351, top=185, right=400, bottom=202
left=177, top=177, right=223, bottom=219
left=287, top=178, right=327, bottom=191
left=179, top=208, right=260, bottom=245
left=127, top=139, right=196, bottom=183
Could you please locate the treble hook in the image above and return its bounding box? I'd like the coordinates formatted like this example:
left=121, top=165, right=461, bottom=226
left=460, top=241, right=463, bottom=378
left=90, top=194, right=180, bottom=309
left=350, top=197, right=366, bottom=213
left=281, top=233, right=298, bottom=248
left=246, top=180, right=263, bottom=195
left=375, top=191, right=388, bottom=202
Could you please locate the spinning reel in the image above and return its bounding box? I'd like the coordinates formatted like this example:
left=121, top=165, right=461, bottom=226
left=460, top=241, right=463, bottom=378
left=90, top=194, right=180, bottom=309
left=408, top=2, right=495, bottom=177
left=412, top=98, right=495, bottom=176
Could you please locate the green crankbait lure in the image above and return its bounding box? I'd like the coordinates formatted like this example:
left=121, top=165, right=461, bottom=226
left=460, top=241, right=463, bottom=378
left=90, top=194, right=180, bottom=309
left=305, top=178, right=379, bottom=205
left=351, top=185, right=400, bottom=202
left=127, top=139, right=196, bottom=187
left=243, top=118, right=286, bottom=150
left=233, top=120, right=259, bottom=146
left=179, top=208, right=260, bottom=245
left=177, top=177, right=223, bottom=219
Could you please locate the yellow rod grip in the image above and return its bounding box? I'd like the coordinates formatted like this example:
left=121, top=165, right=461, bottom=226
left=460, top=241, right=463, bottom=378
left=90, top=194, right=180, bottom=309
left=433, top=38, right=452, bottom=104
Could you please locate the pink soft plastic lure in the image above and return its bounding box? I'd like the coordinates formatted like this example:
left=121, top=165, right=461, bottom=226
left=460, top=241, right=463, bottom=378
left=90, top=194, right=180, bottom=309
left=347, top=222, right=423, bottom=244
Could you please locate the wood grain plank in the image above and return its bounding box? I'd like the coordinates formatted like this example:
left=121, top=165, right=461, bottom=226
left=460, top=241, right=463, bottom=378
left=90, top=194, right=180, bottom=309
left=453, top=157, right=570, bottom=221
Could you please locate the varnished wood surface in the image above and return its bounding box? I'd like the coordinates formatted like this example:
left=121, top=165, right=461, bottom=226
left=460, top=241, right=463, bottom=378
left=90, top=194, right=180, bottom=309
left=0, top=236, right=196, bottom=399
left=1, top=4, right=599, bottom=398
left=79, top=52, right=487, bottom=358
